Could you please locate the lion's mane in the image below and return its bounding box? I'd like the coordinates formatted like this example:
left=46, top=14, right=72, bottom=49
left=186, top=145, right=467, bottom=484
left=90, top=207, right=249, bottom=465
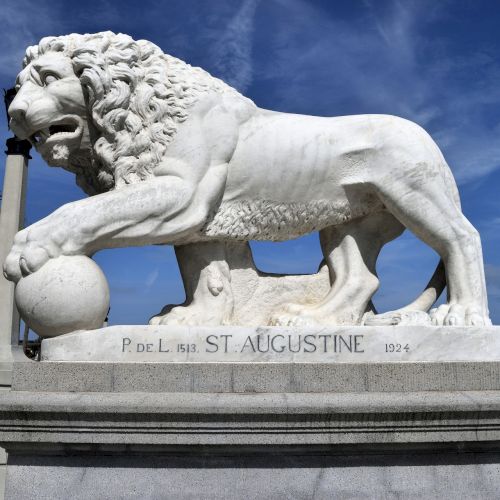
left=23, top=31, right=251, bottom=194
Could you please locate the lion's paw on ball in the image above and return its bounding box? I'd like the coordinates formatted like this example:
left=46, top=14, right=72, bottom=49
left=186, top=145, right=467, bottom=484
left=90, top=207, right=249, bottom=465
left=15, top=256, right=110, bottom=338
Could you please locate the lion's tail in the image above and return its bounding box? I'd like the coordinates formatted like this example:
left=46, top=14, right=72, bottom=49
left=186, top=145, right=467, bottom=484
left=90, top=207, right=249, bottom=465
left=397, top=259, right=446, bottom=313
left=364, top=260, right=446, bottom=325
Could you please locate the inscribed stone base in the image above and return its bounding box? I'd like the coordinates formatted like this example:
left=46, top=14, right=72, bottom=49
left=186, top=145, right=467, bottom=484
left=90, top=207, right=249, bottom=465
left=1, top=326, right=500, bottom=499
left=41, top=325, right=500, bottom=363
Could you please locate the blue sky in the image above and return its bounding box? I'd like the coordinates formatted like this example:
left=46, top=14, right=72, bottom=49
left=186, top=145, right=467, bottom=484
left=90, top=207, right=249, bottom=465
left=0, top=0, right=499, bottom=324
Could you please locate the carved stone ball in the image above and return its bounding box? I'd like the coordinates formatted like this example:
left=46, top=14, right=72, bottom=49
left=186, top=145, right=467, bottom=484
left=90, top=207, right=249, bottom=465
left=15, top=256, right=110, bottom=338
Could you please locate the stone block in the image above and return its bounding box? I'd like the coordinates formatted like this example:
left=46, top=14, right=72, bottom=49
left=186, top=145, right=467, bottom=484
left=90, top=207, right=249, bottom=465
left=6, top=452, right=500, bottom=500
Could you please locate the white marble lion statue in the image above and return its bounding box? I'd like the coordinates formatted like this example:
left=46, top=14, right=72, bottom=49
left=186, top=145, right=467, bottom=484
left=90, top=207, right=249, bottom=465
left=4, top=31, right=491, bottom=327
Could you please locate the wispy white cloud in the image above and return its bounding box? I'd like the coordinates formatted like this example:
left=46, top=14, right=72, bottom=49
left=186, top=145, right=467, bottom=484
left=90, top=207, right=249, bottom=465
left=256, top=0, right=500, bottom=183
left=145, top=268, right=160, bottom=289
left=0, top=0, right=61, bottom=76
left=0, top=0, right=125, bottom=83
left=207, top=0, right=260, bottom=92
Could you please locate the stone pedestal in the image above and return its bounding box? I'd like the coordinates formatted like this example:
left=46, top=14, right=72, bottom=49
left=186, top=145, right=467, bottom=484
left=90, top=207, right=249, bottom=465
left=1, top=327, right=500, bottom=499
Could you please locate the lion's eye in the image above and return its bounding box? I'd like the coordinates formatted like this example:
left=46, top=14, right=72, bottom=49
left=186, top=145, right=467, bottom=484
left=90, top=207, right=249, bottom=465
left=42, top=73, right=58, bottom=86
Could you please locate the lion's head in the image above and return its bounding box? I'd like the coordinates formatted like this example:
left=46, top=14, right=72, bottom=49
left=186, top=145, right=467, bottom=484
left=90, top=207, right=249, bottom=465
left=9, top=31, right=250, bottom=194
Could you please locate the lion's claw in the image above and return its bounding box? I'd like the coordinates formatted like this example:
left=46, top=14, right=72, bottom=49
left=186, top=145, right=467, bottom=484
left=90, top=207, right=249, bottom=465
left=268, top=313, right=320, bottom=327
left=20, top=245, right=52, bottom=276
left=363, top=310, right=431, bottom=326
left=430, top=303, right=489, bottom=327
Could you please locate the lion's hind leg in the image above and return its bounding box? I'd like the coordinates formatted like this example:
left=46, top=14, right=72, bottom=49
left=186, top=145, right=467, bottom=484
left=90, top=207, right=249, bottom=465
left=149, top=242, right=235, bottom=326
left=270, top=212, right=404, bottom=326
left=371, top=167, right=490, bottom=326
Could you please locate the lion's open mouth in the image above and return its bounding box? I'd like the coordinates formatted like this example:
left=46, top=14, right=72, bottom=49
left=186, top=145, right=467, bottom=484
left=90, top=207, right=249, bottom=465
left=30, top=117, right=83, bottom=146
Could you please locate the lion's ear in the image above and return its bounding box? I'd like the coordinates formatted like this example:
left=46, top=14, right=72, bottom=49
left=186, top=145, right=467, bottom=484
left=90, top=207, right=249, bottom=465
left=77, top=67, right=104, bottom=105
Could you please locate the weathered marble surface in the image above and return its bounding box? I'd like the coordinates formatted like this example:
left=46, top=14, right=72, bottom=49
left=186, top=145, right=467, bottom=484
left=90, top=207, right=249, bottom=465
left=3, top=31, right=492, bottom=334
left=41, top=325, right=500, bottom=363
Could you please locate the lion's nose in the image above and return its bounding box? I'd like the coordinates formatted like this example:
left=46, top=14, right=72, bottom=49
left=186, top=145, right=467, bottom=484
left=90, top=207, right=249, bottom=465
left=8, top=97, right=31, bottom=139
left=8, top=98, right=28, bottom=123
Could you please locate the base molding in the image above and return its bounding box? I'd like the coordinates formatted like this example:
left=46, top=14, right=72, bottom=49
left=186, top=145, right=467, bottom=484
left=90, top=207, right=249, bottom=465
left=3, top=341, right=500, bottom=498
left=1, top=389, right=500, bottom=449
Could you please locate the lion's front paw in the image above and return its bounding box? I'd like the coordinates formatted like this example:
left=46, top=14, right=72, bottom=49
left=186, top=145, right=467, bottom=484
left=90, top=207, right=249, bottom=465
left=3, top=230, right=28, bottom=283
left=3, top=226, right=63, bottom=283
